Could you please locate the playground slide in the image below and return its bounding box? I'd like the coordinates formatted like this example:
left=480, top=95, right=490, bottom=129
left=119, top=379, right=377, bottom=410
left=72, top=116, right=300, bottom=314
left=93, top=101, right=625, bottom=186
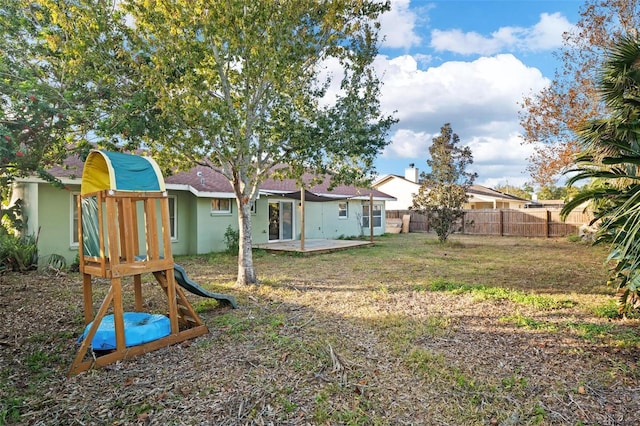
left=173, top=263, right=238, bottom=309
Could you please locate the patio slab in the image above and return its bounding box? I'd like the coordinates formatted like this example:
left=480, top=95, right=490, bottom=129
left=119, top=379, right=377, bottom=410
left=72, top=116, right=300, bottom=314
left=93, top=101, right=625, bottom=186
left=254, top=239, right=373, bottom=254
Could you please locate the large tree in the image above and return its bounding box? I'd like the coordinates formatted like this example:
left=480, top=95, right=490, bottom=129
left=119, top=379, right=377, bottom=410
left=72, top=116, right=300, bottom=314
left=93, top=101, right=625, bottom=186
left=412, top=123, right=477, bottom=243
left=115, top=0, right=395, bottom=285
left=0, top=1, right=131, bottom=229
left=562, top=36, right=640, bottom=315
left=520, top=0, right=640, bottom=186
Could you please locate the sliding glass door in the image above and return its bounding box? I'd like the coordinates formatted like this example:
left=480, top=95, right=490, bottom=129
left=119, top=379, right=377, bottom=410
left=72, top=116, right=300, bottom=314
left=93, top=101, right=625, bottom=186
left=268, top=201, right=294, bottom=241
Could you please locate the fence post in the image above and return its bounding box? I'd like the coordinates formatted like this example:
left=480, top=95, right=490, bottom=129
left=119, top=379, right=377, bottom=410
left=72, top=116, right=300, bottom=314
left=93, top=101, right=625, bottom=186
left=499, top=210, right=504, bottom=236
left=545, top=210, right=551, bottom=238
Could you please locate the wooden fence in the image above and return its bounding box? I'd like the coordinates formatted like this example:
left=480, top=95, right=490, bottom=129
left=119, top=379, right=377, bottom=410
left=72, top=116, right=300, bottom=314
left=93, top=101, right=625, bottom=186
left=386, top=209, right=594, bottom=238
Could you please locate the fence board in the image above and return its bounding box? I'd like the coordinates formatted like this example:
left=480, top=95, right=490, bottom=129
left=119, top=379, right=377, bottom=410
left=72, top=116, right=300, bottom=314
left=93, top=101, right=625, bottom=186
left=386, top=209, right=593, bottom=238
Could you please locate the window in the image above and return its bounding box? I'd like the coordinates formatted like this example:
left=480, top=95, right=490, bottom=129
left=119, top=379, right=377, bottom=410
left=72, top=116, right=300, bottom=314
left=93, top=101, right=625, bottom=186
left=168, top=196, right=177, bottom=240
left=338, top=202, right=348, bottom=218
left=211, top=198, right=232, bottom=213
left=361, top=203, right=382, bottom=228
left=71, top=193, right=80, bottom=246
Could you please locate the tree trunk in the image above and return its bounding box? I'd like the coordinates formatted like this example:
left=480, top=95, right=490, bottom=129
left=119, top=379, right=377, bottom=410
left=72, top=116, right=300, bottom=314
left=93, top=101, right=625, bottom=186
left=236, top=198, right=257, bottom=285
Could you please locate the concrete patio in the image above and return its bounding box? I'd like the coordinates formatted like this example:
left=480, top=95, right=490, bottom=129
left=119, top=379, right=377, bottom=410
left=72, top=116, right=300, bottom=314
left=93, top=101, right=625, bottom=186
left=253, top=239, right=373, bottom=254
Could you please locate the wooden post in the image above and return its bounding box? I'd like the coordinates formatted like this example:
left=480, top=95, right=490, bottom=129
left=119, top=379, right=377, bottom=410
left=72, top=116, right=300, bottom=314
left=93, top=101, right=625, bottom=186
left=300, top=188, right=305, bottom=252
left=97, top=193, right=106, bottom=276
left=369, top=193, right=374, bottom=242
left=499, top=209, right=504, bottom=236
left=82, top=274, right=93, bottom=324
left=145, top=198, right=159, bottom=260
left=545, top=210, right=551, bottom=238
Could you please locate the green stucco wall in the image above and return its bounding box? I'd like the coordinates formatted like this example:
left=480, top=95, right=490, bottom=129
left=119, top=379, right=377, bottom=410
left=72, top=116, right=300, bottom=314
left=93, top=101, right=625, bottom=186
left=35, top=183, right=81, bottom=266
left=20, top=182, right=387, bottom=266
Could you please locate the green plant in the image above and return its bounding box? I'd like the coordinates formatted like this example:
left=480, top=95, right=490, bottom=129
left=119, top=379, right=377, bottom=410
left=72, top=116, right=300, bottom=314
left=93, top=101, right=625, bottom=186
left=0, top=198, right=25, bottom=235
left=0, top=232, right=38, bottom=272
left=593, top=299, right=623, bottom=319
left=426, top=279, right=576, bottom=310
left=69, top=253, right=80, bottom=272
left=223, top=225, right=240, bottom=254
left=499, top=313, right=557, bottom=332
left=1, top=396, right=24, bottom=424
left=45, top=253, right=67, bottom=273
left=561, top=37, right=640, bottom=316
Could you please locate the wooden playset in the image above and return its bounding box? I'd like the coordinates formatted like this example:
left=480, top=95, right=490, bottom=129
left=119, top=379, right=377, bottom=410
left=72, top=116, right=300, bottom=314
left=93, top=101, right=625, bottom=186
left=68, top=150, right=209, bottom=376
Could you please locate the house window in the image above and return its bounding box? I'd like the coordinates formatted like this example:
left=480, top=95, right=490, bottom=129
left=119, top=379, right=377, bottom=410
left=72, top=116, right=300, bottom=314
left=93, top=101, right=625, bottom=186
left=250, top=200, right=257, bottom=214
left=71, top=193, right=80, bottom=246
left=338, top=202, right=348, bottom=218
left=211, top=198, right=232, bottom=214
left=168, top=196, right=177, bottom=240
left=361, top=203, right=382, bottom=228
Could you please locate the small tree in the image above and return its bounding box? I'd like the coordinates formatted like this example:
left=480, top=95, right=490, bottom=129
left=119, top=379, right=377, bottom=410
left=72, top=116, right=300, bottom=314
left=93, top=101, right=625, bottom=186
left=412, top=123, right=477, bottom=242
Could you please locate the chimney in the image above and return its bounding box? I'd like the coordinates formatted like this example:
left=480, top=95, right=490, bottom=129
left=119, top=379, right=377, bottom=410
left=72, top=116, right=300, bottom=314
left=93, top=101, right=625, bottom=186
left=405, top=163, right=418, bottom=183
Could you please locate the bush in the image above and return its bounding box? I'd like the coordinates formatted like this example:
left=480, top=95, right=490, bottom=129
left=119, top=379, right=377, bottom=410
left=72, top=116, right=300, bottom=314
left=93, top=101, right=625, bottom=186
left=0, top=232, right=38, bottom=272
left=224, top=225, right=240, bottom=254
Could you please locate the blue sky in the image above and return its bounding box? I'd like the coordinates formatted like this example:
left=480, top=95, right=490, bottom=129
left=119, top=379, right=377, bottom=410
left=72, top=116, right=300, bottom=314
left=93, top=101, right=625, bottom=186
left=371, top=0, right=583, bottom=188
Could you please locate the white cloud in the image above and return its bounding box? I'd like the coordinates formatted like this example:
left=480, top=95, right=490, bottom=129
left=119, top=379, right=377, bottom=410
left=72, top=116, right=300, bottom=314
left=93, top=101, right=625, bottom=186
left=430, top=12, right=572, bottom=55
left=375, top=53, right=549, bottom=129
left=378, top=0, right=422, bottom=49
left=383, top=128, right=433, bottom=158
left=374, top=53, right=549, bottom=185
left=466, top=133, right=537, bottom=187
left=527, top=12, right=572, bottom=51
left=431, top=28, right=504, bottom=56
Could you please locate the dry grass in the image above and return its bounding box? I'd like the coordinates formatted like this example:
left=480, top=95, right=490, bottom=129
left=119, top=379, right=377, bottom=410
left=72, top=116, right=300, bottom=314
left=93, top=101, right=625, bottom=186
left=2, top=233, right=640, bottom=425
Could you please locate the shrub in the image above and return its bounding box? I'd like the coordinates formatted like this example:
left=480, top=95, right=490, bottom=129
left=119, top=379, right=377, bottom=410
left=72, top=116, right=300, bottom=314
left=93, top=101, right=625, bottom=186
left=224, top=225, right=240, bottom=254
left=0, top=232, right=38, bottom=272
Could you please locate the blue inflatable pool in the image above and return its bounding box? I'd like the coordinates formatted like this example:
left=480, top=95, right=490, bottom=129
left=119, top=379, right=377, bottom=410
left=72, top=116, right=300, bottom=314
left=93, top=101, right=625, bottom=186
left=79, top=312, right=171, bottom=350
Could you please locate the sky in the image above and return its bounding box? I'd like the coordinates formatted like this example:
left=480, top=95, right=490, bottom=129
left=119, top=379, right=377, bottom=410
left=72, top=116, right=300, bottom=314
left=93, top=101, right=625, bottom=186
left=371, top=0, right=583, bottom=188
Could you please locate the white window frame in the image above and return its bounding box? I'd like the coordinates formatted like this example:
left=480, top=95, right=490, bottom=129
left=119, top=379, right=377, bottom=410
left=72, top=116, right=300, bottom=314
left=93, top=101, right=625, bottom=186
left=211, top=198, right=232, bottom=214
left=338, top=202, right=348, bottom=219
left=70, top=192, right=80, bottom=247
left=168, top=195, right=178, bottom=241
left=361, top=203, right=382, bottom=228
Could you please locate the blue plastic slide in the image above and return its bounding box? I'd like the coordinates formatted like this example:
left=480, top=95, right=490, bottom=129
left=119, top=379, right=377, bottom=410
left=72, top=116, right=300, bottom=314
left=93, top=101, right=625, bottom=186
left=173, top=263, right=238, bottom=309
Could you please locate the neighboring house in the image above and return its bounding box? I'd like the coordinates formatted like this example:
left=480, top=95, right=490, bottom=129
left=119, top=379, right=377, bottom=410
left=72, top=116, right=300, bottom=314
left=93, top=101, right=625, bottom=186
left=371, top=164, right=420, bottom=210
left=465, top=186, right=530, bottom=209
left=373, top=164, right=530, bottom=210
left=10, top=154, right=395, bottom=266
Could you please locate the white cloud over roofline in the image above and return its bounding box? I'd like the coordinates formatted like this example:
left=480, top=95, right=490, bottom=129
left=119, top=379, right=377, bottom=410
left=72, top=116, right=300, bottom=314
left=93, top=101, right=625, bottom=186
left=430, top=12, right=573, bottom=55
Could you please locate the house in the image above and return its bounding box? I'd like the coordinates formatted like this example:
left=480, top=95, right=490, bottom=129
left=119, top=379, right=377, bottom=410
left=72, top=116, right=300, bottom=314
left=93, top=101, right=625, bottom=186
left=465, top=185, right=530, bottom=209
left=10, top=152, right=395, bottom=266
left=371, top=164, right=421, bottom=210
left=372, top=165, right=530, bottom=210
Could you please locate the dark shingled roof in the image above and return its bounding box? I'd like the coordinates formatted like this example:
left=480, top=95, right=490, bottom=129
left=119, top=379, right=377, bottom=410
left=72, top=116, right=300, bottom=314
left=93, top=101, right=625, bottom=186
left=48, top=154, right=393, bottom=200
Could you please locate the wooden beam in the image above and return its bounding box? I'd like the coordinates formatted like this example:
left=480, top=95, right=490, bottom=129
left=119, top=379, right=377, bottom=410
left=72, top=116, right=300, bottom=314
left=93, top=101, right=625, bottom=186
left=68, top=325, right=209, bottom=376
left=68, top=285, right=115, bottom=376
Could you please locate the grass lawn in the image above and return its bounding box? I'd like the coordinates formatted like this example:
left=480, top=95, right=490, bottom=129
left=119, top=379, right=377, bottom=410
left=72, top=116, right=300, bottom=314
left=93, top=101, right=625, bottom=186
left=2, top=233, right=639, bottom=425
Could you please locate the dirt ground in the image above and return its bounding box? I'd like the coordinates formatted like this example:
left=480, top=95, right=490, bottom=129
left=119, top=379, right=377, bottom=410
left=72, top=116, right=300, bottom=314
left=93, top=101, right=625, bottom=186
left=1, top=234, right=640, bottom=425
